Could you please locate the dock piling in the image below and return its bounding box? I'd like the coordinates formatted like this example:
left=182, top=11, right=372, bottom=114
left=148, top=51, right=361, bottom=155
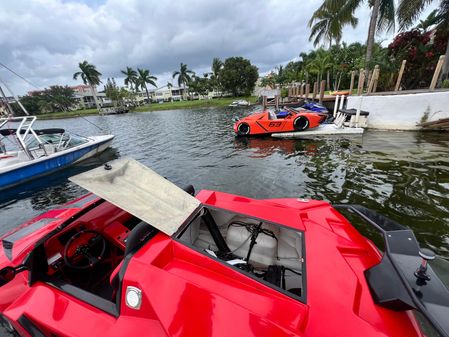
left=395, top=60, right=407, bottom=92
left=333, top=95, right=340, bottom=117
left=319, top=80, right=326, bottom=103
left=430, top=55, right=445, bottom=90
left=312, top=82, right=318, bottom=101
left=349, top=71, right=355, bottom=95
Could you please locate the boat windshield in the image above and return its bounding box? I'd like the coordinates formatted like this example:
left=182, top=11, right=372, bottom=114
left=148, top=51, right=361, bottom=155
left=432, top=257, right=449, bottom=291
left=27, top=133, right=89, bottom=151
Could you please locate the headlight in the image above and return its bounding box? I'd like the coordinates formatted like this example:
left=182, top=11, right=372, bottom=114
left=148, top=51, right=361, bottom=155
left=125, top=286, right=142, bottom=310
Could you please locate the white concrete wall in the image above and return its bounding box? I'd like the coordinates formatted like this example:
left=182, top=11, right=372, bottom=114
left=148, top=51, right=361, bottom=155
left=346, top=91, right=449, bottom=130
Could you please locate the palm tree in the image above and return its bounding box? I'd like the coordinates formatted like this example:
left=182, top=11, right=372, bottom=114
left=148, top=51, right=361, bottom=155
left=172, top=63, right=194, bottom=100
left=73, top=60, right=102, bottom=110
left=313, top=0, right=395, bottom=67
left=121, top=67, right=138, bottom=91
left=415, top=9, right=440, bottom=31
left=398, top=0, right=449, bottom=82
left=136, top=68, right=157, bottom=104
left=211, top=58, right=223, bottom=94
left=275, top=65, right=286, bottom=86
left=211, top=58, right=223, bottom=78
left=305, top=48, right=333, bottom=83
left=309, top=4, right=358, bottom=48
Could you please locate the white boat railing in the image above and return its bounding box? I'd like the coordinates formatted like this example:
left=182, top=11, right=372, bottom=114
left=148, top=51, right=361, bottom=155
left=0, top=116, right=47, bottom=159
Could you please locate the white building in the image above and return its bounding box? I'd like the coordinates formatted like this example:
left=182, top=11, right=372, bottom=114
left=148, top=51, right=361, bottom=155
left=71, top=85, right=112, bottom=109
left=152, top=86, right=185, bottom=102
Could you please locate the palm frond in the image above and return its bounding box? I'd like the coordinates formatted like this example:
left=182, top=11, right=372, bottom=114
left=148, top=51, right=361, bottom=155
left=397, top=0, right=433, bottom=30
left=377, top=0, right=395, bottom=33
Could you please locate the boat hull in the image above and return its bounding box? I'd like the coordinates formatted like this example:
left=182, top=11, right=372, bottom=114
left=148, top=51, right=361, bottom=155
left=0, top=135, right=114, bottom=191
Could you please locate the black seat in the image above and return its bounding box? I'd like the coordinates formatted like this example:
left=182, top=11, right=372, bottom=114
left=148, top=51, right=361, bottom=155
left=110, top=221, right=158, bottom=299
left=338, top=108, right=369, bottom=116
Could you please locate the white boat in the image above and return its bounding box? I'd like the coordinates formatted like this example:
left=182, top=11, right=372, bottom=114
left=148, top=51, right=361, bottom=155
left=0, top=116, right=114, bottom=190
left=229, top=99, right=250, bottom=107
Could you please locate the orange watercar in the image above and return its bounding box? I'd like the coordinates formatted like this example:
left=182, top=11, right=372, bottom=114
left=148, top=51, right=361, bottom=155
left=233, top=109, right=326, bottom=136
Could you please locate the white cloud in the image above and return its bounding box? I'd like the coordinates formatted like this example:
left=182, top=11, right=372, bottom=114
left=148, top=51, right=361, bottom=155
left=0, top=0, right=436, bottom=95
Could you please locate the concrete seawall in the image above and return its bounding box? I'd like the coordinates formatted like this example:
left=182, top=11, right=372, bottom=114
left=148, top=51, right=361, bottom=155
left=346, top=90, right=449, bottom=130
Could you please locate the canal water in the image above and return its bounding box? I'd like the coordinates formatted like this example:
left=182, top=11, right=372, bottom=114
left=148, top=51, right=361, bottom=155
left=1, top=106, right=449, bottom=257
left=0, top=106, right=448, bottom=335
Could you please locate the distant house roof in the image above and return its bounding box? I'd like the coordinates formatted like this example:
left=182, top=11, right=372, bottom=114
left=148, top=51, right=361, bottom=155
left=154, top=85, right=183, bottom=93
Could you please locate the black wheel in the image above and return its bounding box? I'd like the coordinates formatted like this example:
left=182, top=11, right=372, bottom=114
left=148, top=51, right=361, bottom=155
left=293, top=116, right=309, bottom=131
left=237, top=123, right=250, bottom=135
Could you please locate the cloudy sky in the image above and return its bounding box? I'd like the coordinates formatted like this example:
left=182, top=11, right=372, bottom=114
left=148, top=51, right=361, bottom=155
left=0, top=0, right=433, bottom=95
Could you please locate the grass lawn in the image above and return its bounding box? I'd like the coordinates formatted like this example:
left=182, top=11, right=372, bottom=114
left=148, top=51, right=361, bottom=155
left=38, top=97, right=257, bottom=120
left=38, top=108, right=99, bottom=120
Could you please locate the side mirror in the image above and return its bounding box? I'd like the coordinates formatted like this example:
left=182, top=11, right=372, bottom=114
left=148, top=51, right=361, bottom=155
left=0, top=265, right=26, bottom=287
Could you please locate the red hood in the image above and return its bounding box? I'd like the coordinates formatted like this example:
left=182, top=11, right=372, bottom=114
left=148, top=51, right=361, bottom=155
left=0, top=190, right=424, bottom=337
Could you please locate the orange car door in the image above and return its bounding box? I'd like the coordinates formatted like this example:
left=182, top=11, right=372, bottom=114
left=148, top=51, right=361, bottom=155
left=257, top=119, right=288, bottom=132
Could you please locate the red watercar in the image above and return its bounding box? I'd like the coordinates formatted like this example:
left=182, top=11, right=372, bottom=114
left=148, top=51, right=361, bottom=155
left=0, top=159, right=448, bottom=337
left=233, top=109, right=326, bottom=136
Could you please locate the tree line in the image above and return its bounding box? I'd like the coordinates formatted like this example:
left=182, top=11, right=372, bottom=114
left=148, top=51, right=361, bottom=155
left=11, top=85, right=78, bottom=115
left=12, top=56, right=259, bottom=115
left=260, top=7, right=448, bottom=94
left=307, top=0, right=449, bottom=87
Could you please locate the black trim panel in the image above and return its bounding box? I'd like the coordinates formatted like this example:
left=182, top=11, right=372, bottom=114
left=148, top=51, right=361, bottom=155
left=43, top=278, right=119, bottom=317
left=336, top=204, right=449, bottom=337
left=17, top=314, right=47, bottom=337
left=62, top=194, right=98, bottom=209
left=2, top=218, right=57, bottom=261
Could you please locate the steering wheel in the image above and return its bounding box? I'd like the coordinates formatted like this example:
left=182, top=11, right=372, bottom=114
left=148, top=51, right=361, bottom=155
left=63, top=230, right=106, bottom=270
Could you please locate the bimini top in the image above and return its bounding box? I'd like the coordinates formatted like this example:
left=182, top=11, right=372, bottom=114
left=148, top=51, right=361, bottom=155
left=0, top=128, right=65, bottom=136
left=69, top=158, right=201, bottom=236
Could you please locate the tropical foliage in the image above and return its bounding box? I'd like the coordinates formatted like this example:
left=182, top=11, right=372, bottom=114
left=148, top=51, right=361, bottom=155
left=309, top=0, right=395, bottom=65
left=104, top=78, right=132, bottom=107
left=261, top=42, right=379, bottom=90
left=14, top=86, right=77, bottom=115
left=397, top=0, right=449, bottom=81
left=73, top=60, right=102, bottom=109
left=121, top=67, right=138, bottom=90
left=388, top=29, right=449, bottom=88
left=136, top=68, right=157, bottom=103
left=308, top=3, right=358, bottom=48
left=210, top=58, right=223, bottom=92
left=188, top=74, right=210, bottom=97
left=309, top=0, right=449, bottom=84
left=173, top=63, right=194, bottom=98
left=220, top=57, right=259, bottom=96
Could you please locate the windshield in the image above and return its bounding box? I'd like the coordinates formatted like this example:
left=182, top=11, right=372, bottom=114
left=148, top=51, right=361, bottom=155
left=66, top=134, right=89, bottom=147
left=27, top=133, right=89, bottom=150
left=432, top=257, right=449, bottom=291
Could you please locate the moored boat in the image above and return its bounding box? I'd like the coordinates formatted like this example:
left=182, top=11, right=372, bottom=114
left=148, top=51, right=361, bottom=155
left=0, top=158, right=448, bottom=337
left=0, top=115, right=114, bottom=190
left=229, top=99, right=250, bottom=107
left=233, top=108, right=326, bottom=136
